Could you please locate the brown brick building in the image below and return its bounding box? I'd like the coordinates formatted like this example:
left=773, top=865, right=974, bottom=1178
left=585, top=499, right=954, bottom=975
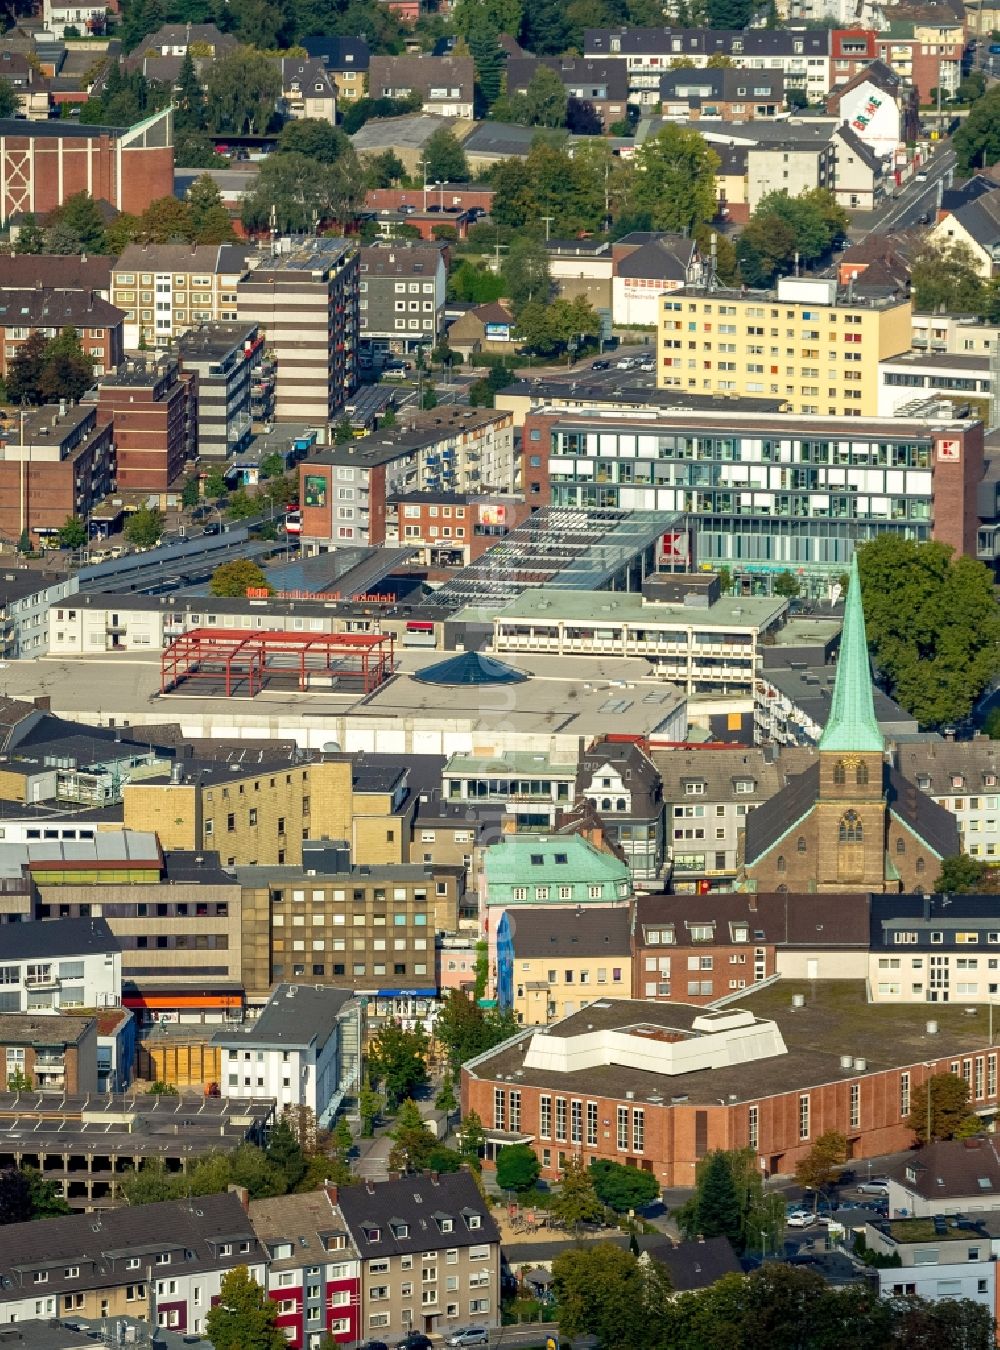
left=461, top=985, right=1000, bottom=1187
left=96, top=359, right=197, bottom=491
left=0, top=288, right=124, bottom=377
left=0, top=1012, right=97, bottom=1094
left=0, top=109, right=173, bottom=219
left=0, top=403, right=115, bottom=546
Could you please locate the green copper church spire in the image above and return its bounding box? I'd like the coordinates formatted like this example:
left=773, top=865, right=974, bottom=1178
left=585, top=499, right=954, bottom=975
left=818, top=554, right=885, bottom=754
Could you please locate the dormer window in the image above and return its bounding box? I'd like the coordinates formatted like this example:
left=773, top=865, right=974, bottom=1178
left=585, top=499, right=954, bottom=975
left=467, top=1214, right=481, bottom=1229
left=986, top=774, right=997, bottom=788
left=364, top=1227, right=380, bottom=1243
left=952, top=775, right=965, bottom=789
left=735, top=779, right=755, bottom=794
left=684, top=781, right=706, bottom=796
left=390, top=1222, right=409, bottom=1238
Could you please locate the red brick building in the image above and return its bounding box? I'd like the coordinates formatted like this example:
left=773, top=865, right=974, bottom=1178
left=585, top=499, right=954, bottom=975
left=385, top=491, right=529, bottom=565
left=461, top=987, right=1000, bottom=1187
left=631, top=891, right=872, bottom=1005
left=0, top=289, right=124, bottom=378
left=96, top=359, right=196, bottom=491
left=0, top=108, right=173, bottom=219
left=0, top=403, right=115, bottom=546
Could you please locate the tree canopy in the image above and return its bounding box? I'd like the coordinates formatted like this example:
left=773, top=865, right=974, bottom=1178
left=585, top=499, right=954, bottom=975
left=906, top=1073, right=981, bottom=1145
left=241, top=150, right=364, bottom=232
left=590, top=1158, right=661, bottom=1212
left=7, top=329, right=94, bottom=407
left=421, top=127, right=469, bottom=183
left=674, top=1148, right=785, bottom=1256
left=954, top=84, right=1000, bottom=172
left=911, top=239, right=999, bottom=320
left=365, top=1020, right=428, bottom=1109
left=738, top=188, right=848, bottom=286
left=856, top=536, right=1000, bottom=729
left=495, top=1142, right=540, bottom=1192
left=632, top=124, right=719, bottom=235
left=205, top=1266, right=286, bottom=1350
left=433, top=989, right=518, bottom=1073
left=205, top=46, right=281, bottom=136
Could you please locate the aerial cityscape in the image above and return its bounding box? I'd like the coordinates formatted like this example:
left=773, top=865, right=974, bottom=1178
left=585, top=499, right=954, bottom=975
left=0, top=0, right=997, bottom=1344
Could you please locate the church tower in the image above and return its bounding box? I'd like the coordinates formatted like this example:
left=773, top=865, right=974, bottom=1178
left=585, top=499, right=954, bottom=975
left=814, top=555, right=888, bottom=889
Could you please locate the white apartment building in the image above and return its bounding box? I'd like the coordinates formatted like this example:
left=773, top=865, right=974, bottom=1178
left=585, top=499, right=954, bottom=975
left=896, top=742, right=1000, bottom=864
left=111, top=243, right=251, bottom=351
left=0, top=917, right=121, bottom=1013
left=214, top=984, right=360, bottom=1127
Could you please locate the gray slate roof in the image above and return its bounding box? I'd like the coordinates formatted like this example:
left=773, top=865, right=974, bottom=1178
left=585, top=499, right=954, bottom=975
left=338, top=1172, right=499, bottom=1258
left=214, top=983, right=352, bottom=1050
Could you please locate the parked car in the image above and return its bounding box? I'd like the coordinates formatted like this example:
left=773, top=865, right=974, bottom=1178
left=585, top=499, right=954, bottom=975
left=616, top=356, right=635, bottom=369
left=591, top=359, right=610, bottom=370
left=399, top=1335, right=434, bottom=1350
left=915, top=171, right=928, bottom=182
left=786, top=1209, right=817, bottom=1228
left=447, top=1330, right=490, bottom=1347
left=359, top=1342, right=389, bottom=1350
left=857, top=1177, right=890, bottom=1195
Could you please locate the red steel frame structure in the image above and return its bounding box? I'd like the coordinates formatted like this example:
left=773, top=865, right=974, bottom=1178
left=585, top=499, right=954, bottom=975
left=160, top=628, right=395, bottom=697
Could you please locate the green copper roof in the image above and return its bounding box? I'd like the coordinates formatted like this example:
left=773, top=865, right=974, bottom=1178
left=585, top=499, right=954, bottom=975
left=818, top=555, right=885, bottom=755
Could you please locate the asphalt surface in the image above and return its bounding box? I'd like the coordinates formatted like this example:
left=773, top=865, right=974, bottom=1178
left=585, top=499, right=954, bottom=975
left=856, top=144, right=957, bottom=239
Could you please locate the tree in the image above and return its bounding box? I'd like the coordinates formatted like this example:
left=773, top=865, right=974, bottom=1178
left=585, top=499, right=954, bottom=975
left=6, top=1070, right=32, bottom=1093
left=211, top=560, right=272, bottom=597
left=174, top=49, right=207, bottom=132
left=552, top=1245, right=673, bottom=1349
left=551, top=1153, right=603, bottom=1227
left=467, top=14, right=506, bottom=113
left=502, top=234, right=551, bottom=314
left=49, top=192, right=111, bottom=253
left=37, top=327, right=94, bottom=404
left=331, top=1115, right=354, bottom=1169
left=241, top=150, right=364, bottom=233
left=521, top=64, right=567, bottom=127
left=935, top=855, right=992, bottom=893
left=0, top=1168, right=31, bottom=1225
left=277, top=119, right=353, bottom=164
left=694, top=1151, right=742, bottom=1246
left=458, top=1109, right=485, bottom=1170
left=204, top=467, right=228, bottom=499
left=911, top=239, right=988, bottom=316
left=205, top=1266, right=286, bottom=1350
left=421, top=127, right=469, bottom=184
left=954, top=83, right=1000, bottom=172
left=136, top=195, right=197, bottom=245
left=795, top=1132, right=847, bottom=1209
left=266, top=1119, right=307, bottom=1189
left=205, top=46, right=281, bottom=136
left=14, top=214, right=45, bottom=255
left=708, top=0, right=753, bottom=25
left=774, top=570, right=801, bottom=598
left=187, top=174, right=235, bottom=243
left=366, top=1021, right=428, bottom=1110
left=495, top=1142, right=540, bottom=1193
left=590, top=1158, right=661, bottom=1213
left=907, top=1073, right=980, bottom=1144
left=56, top=516, right=87, bottom=551
left=181, top=474, right=201, bottom=509
left=358, top=1076, right=384, bottom=1138
left=6, top=332, right=49, bottom=405
left=435, top=1072, right=458, bottom=1115
left=146, top=1080, right=179, bottom=1095
left=632, top=124, right=719, bottom=235
left=433, top=990, right=518, bottom=1073
left=857, top=536, right=1000, bottom=729
left=364, top=149, right=407, bottom=189
left=0, top=78, right=19, bottom=119
left=387, top=1099, right=437, bottom=1173
left=124, top=506, right=164, bottom=550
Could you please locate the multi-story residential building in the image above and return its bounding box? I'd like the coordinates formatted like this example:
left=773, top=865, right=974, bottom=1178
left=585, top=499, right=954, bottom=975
left=867, top=893, right=1000, bottom=1005
left=659, top=66, right=784, bottom=120
left=443, top=752, right=580, bottom=831
left=523, top=404, right=984, bottom=593
left=0, top=1191, right=267, bottom=1330
left=280, top=57, right=337, bottom=124
left=0, top=568, right=79, bottom=659
left=0, top=288, right=123, bottom=377
left=0, top=1012, right=97, bottom=1093
left=215, top=984, right=359, bottom=1125
left=929, top=189, right=1000, bottom=282
left=303, top=36, right=370, bottom=103
left=754, top=660, right=918, bottom=748
left=864, top=1215, right=998, bottom=1317
left=237, top=238, right=359, bottom=425
left=0, top=403, right=115, bottom=549
left=0, top=253, right=113, bottom=299
left=657, top=276, right=912, bottom=416
left=611, top=231, right=699, bottom=326
left=385, top=492, right=527, bottom=566
left=96, top=359, right=197, bottom=491
left=0, top=110, right=174, bottom=220
left=909, top=312, right=1000, bottom=356
left=250, top=1189, right=362, bottom=1348
left=299, top=408, right=516, bottom=549
left=575, top=738, right=664, bottom=884
left=0, top=917, right=120, bottom=1015
left=496, top=904, right=633, bottom=1023
left=111, top=242, right=250, bottom=351
left=367, top=54, right=474, bottom=118
left=42, top=0, right=106, bottom=37
left=461, top=983, right=1000, bottom=1187
left=176, top=321, right=259, bottom=460
left=896, top=741, right=1000, bottom=864
left=650, top=746, right=815, bottom=891
left=506, top=56, right=629, bottom=130
left=238, top=851, right=462, bottom=1017
left=359, top=242, right=446, bottom=358
left=876, top=23, right=965, bottom=103
left=631, top=891, right=872, bottom=1004
left=338, top=1171, right=501, bottom=1343
left=584, top=26, right=833, bottom=105
left=488, top=589, right=787, bottom=695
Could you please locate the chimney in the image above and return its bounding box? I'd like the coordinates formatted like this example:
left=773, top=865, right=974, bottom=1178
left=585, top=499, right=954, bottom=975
left=748, top=895, right=757, bottom=913
left=325, top=1183, right=339, bottom=1204
left=227, top=1183, right=250, bottom=1213
left=365, top=1178, right=375, bottom=1195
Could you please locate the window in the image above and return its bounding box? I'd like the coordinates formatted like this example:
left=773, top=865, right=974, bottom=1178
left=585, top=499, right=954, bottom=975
left=540, top=1094, right=551, bottom=1139
left=748, top=1104, right=759, bottom=1151
left=839, top=811, right=862, bottom=843
left=617, top=1106, right=629, bottom=1150
left=850, top=1082, right=860, bottom=1129
left=799, top=1093, right=810, bottom=1140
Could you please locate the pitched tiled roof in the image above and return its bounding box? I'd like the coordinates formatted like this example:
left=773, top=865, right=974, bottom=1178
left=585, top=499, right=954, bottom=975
left=506, top=903, right=632, bottom=958
left=646, top=1235, right=742, bottom=1290
left=338, top=1172, right=499, bottom=1258
left=889, top=1138, right=1000, bottom=1200
left=742, top=759, right=821, bottom=862
left=633, top=889, right=872, bottom=948
left=886, top=764, right=959, bottom=860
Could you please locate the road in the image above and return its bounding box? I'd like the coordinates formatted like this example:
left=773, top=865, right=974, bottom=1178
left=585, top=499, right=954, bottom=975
left=855, top=144, right=957, bottom=240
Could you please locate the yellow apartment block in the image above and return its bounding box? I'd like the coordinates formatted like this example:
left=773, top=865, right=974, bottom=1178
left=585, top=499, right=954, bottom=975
left=657, top=276, right=912, bottom=417
left=123, top=755, right=414, bottom=868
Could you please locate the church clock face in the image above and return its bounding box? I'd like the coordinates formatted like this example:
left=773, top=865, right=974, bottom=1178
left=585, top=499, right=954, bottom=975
left=840, top=756, right=862, bottom=770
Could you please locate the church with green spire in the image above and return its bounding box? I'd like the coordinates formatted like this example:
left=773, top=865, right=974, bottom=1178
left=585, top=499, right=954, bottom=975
left=740, top=557, right=958, bottom=893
